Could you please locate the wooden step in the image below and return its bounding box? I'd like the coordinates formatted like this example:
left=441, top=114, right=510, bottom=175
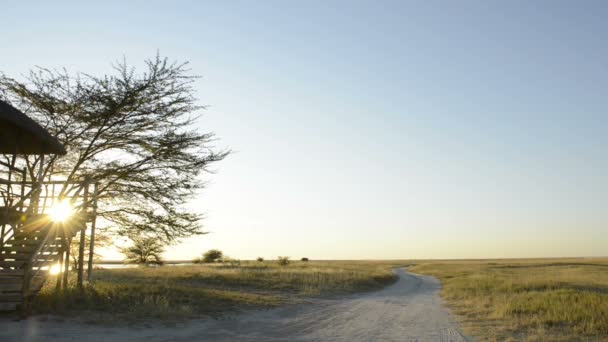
left=32, top=258, right=60, bottom=262
left=0, top=253, right=30, bottom=260
left=0, top=261, right=26, bottom=268
left=12, top=235, right=46, bottom=242
left=0, top=269, right=25, bottom=276
left=0, top=276, right=44, bottom=289
left=0, top=293, right=22, bottom=302
left=15, top=226, right=50, bottom=233
left=5, top=239, right=42, bottom=246
left=1, top=246, right=37, bottom=253
left=30, top=261, right=58, bottom=265
left=0, top=275, right=23, bottom=284
left=0, top=283, right=22, bottom=291
left=14, top=235, right=57, bottom=242
left=5, top=245, right=63, bottom=252
left=14, top=231, right=47, bottom=238
left=8, top=238, right=63, bottom=244
left=0, top=250, right=30, bottom=256
left=10, top=235, right=47, bottom=240
left=0, top=302, right=20, bottom=311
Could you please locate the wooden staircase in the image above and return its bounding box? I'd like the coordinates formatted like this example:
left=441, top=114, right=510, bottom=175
left=0, top=218, right=75, bottom=312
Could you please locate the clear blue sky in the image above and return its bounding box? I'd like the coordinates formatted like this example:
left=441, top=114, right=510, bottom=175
left=3, top=1, right=607, bottom=259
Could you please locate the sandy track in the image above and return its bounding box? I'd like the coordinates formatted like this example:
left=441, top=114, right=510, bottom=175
left=1, top=269, right=468, bottom=342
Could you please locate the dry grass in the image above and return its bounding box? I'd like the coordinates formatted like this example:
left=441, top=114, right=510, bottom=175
left=33, top=260, right=398, bottom=321
left=94, top=261, right=398, bottom=295
left=34, top=281, right=281, bottom=322
left=411, top=258, right=608, bottom=341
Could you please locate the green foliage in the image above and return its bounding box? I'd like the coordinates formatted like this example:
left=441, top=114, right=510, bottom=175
left=301, top=257, right=309, bottom=262
left=120, top=237, right=165, bottom=265
left=277, top=256, right=290, bottom=266
left=202, top=249, right=223, bottom=263
left=256, top=257, right=264, bottom=262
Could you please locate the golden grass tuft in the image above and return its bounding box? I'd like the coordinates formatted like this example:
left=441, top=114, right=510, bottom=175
left=33, top=260, right=398, bottom=321
left=411, top=258, right=608, bottom=341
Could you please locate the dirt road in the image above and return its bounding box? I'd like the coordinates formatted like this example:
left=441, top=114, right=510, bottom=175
left=2, top=269, right=468, bottom=341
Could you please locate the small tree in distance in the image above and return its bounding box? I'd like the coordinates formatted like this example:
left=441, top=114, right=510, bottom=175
left=277, top=256, right=290, bottom=266
left=256, top=257, right=264, bottom=262
left=202, top=249, right=223, bottom=263
left=120, top=237, right=165, bottom=265
left=301, top=257, right=309, bottom=262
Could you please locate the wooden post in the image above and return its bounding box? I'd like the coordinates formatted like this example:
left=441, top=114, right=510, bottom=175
left=0, top=217, right=4, bottom=249
left=55, top=250, right=64, bottom=291
left=77, top=180, right=89, bottom=289
left=62, top=238, right=70, bottom=289
left=1, top=154, right=17, bottom=248
left=19, top=168, right=25, bottom=214
left=31, top=154, right=45, bottom=214
left=77, top=228, right=86, bottom=288
left=21, top=260, right=32, bottom=317
left=87, top=182, right=98, bottom=283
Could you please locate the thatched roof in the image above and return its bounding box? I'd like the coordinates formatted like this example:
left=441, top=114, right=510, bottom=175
left=0, top=100, right=66, bottom=155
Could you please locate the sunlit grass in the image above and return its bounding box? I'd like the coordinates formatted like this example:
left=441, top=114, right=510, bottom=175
left=411, top=258, right=608, bottom=341
left=34, top=280, right=282, bottom=321
left=96, top=261, right=398, bottom=295
left=33, top=261, right=399, bottom=321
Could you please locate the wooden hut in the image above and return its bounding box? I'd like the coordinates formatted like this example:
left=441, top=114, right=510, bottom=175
left=0, top=100, right=97, bottom=313
left=0, top=100, right=66, bottom=155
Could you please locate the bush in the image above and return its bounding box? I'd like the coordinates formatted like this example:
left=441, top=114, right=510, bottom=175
left=222, top=256, right=241, bottom=267
left=301, top=257, right=309, bottom=262
left=202, top=249, right=223, bottom=263
left=256, top=257, right=264, bottom=262
left=277, top=256, right=290, bottom=266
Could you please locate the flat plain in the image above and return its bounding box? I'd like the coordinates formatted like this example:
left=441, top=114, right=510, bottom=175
left=31, top=261, right=399, bottom=321
left=7, top=258, right=607, bottom=341
left=411, top=258, right=608, bottom=341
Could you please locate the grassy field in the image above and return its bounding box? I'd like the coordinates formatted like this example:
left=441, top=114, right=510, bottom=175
left=411, top=258, right=608, bottom=341
left=30, top=257, right=608, bottom=339
left=32, top=261, right=399, bottom=321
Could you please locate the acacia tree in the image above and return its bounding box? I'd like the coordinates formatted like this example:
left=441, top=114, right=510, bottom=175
left=0, top=55, right=229, bottom=242
left=120, top=236, right=165, bottom=265
left=202, top=249, right=223, bottom=263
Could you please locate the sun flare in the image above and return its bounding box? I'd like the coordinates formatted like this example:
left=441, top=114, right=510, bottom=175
left=48, top=200, right=74, bottom=222
left=49, top=263, right=62, bottom=275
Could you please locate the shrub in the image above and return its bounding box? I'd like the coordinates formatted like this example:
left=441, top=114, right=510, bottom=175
left=301, top=257, right=309, bottom=262
left=277, top=256, right=290, bottom=266
left=202, top=249, right=223, bottom=263
left=222, top=256, right=241, bottom=267
left=256, top=257, right=264, bottom=262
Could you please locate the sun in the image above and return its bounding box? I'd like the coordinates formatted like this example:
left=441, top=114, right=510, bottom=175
left=49, top=263, right=62, bottom=275
left=48, top=200, right=74, bottom=222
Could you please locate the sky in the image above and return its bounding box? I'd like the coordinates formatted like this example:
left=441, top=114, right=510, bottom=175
left=2, top=1, right=607, bottom=260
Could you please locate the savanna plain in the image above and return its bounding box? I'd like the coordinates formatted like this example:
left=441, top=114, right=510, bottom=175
left=26, top=258, right=608, bottom=341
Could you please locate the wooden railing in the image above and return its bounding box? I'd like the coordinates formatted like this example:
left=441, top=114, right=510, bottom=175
left=20, top=221, right=69, bottom=311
